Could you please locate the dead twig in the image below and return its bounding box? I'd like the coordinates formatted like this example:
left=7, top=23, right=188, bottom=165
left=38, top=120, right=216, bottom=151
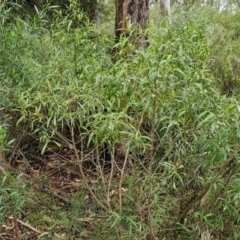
left=39, top=187, right=71, bottom=205
left=13, top=215, right=21, bottom=240
left=70, top=126, right=108, bottom=211
left=16, top=219, right=41, bottom=234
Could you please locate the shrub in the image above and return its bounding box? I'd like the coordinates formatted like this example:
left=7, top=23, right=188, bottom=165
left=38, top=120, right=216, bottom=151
left=1, top=4, right=240, bottom=239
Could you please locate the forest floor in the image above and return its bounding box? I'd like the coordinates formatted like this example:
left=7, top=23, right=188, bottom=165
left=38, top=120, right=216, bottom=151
left=1, top=147, right=103, bottom=240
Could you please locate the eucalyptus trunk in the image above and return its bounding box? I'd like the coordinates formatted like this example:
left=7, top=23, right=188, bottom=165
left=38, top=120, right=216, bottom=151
left=115, top=0, right=150, bottom=48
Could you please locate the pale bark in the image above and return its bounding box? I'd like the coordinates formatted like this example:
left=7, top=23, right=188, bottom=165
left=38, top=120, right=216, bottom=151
left=115, top=0, right=150, bottom=48
left=158, top=0, right=172, bottom=25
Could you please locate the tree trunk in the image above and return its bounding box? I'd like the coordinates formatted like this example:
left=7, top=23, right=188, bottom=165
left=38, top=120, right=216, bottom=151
left=158, top=0, right=172, bottom=25
left=115, top=0, right=150, bottom=48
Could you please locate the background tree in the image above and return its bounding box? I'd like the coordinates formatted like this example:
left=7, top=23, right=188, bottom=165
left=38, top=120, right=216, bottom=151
left=115, top=0, right=150, bottom=47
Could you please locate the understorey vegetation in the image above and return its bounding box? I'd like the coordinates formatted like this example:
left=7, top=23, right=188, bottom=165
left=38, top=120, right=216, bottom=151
left=0, top=1, right=240, bottom=239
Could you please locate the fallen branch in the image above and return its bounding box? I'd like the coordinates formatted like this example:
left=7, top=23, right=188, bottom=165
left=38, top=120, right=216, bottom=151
left=9, top=217, right=41, bottom=234
left=17, top=219, right=41, bottom=234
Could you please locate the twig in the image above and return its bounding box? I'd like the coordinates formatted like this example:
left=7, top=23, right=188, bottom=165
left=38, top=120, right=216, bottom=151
left=118, top=150, right=129, bottom=215
left=106, top=151, right=114, bottom=211
left=9, top=123, right=30, bottom=166
left=40, top=187, right=71, bottom=205
left=70, top=126, right=108, bottom=211
left=16, top=219, right=41, bottom=234
left=13, top=215, right=21, bottom=240
left=96, top=146, right=110, bottom=210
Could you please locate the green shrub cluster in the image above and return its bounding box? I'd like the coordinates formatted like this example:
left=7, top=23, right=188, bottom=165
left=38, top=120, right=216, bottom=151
left=1, top=4, right=240, bottom=239
left=172, top=5, right=240, bottom=94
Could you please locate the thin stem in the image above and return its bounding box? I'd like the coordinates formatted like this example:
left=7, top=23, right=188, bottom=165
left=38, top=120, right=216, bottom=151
left=95, top=146, right=111, bottom=210
left=107, top=150, right=115, bottom=212
left=147, top=80, right=157, bottom=239
left=74, top=38, right=77, bottom=78
left=70, top=126, right=108, bottom=211
left=119, top=150, right=129, bottom=215
left=14, top=214, right=21, bottom=240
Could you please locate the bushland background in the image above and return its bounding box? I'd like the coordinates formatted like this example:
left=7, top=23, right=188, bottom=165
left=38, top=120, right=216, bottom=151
left=0, top=0, right=240, bottom=239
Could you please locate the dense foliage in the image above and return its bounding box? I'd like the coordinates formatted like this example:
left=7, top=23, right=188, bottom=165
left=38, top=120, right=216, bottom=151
left=0, top=2, right=240, bottom=239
